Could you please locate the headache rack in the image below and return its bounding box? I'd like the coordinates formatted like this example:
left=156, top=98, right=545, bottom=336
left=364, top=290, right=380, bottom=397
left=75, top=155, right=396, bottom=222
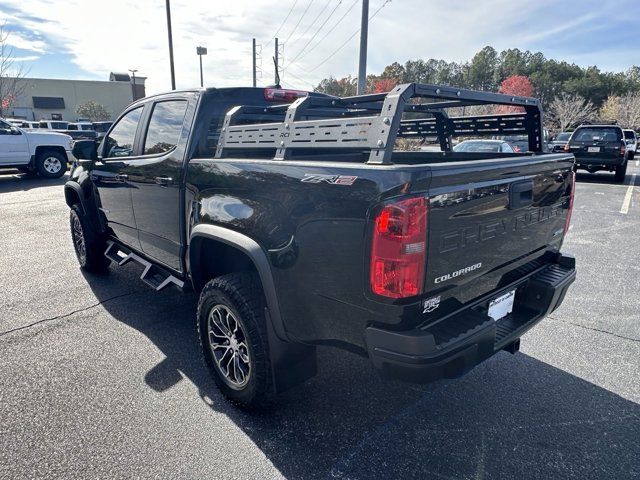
left=215, top=82, right=544, bottom=165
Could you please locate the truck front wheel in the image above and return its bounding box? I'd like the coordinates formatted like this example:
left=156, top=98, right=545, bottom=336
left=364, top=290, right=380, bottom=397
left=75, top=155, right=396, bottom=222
left=69, top=204, right=110, bottom=273
left=197, top=273, right=274, bottom=410
left=36, top=150, right=68, bottom=178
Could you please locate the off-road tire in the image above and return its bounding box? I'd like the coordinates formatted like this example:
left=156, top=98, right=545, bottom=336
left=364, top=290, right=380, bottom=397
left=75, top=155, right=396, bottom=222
left=614, top=162, right=627, bottom=183
left=35, top=150, right=67, bottom=178
left=69, top=204, right=110, bottom=273
left=197, top=272, right=274, bottom=410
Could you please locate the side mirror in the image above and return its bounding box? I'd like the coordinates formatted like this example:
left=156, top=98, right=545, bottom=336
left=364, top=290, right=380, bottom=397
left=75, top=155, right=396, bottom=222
left=72, top=139, right=98, bottom=162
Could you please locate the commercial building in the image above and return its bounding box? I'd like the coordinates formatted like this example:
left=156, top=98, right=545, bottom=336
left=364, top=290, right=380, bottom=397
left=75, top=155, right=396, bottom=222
left=3, top=72, right=146, bottom=122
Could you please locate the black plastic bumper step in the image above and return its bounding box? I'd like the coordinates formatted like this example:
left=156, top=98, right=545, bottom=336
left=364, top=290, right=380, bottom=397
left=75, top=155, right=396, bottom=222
left=104, top=241, right=185, bottom=292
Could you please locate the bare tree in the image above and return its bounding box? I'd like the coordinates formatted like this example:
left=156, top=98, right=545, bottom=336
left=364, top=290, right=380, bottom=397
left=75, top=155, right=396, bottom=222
left=600, top=93, right=640, bottom=130
left=547, top=93, right=597, bottom=132
left=76, top=101, right=111, bottom=121
left=0, top=23, right=29, bottom=117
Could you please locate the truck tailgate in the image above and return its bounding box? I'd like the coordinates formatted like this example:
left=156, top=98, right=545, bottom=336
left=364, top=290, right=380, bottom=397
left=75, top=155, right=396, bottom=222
left=425, top=154, right=574, bottom=305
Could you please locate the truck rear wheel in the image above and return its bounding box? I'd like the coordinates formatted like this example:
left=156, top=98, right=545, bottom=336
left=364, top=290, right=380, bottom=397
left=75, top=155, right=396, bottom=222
left=69, top=204, right=110, bottom=273
left=614, top=162, right=627, bottom=183
left=197, top=272, right=274, bottom=410
left=36, top=150, right=68, bottom=178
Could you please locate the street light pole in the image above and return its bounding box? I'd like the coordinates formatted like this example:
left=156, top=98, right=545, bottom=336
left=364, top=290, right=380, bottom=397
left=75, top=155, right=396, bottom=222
left=165, top=0, right=176, bottom=90
left=357, top=0, right=369, bottom=95
left=128, top=69, right=138, bottom=101
left=196, top=46, right=207, bottom=87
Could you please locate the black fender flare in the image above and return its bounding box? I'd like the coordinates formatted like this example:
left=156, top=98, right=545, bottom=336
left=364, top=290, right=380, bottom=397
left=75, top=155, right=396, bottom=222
left=189, top=224, right=318, bottom=392
left=64, top=181, right=87, bottom=214
left=189, top=224, right=287, bottom=341
left=64, top=179, right=106, bottom=233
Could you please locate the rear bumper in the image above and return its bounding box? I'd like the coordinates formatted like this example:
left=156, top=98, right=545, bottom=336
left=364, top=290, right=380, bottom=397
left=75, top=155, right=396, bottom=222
left=575, top=156, right=625, bottom=168
left=365, top=254, right=576, bottom=383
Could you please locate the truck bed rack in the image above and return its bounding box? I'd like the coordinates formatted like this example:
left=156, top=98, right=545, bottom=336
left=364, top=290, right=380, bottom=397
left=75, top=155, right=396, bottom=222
left=215, top=82, right=544, bottom=165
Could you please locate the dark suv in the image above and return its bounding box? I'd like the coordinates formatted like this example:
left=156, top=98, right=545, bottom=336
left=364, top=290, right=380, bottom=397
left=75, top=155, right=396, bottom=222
left=566, top=125, right=629, bottom=182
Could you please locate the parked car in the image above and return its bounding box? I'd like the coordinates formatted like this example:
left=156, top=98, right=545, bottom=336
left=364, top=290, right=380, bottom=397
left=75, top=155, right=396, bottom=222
left=565, top=124, right=629, bottom=182
left=39, top=120, right=70, bottom=131
left=67, top=122, right=98, bottom=140
left=66, top=83, right=576, bottom=409
left=623, top=129, right=637, bottom=158
left=549, top=132, right=571, bottom=152
left=453, top=139, right=515, bottom=153
left=0, top=117, right=74, bottom=177
left=92, top=121, right=113, bottom=142
left=5, top=119, right=40, bottom=129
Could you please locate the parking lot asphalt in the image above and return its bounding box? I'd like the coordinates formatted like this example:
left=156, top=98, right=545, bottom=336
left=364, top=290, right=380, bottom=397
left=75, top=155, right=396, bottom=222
left=0, top=163, right=638, bottom=480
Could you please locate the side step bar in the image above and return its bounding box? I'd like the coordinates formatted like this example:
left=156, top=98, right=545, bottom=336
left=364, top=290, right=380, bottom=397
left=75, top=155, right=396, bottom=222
left=104, top=241, right=185, bottom=292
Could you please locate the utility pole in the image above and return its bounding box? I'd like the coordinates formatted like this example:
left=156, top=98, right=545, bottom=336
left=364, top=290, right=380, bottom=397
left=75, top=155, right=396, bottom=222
left=252, top=38, right=257, bottom=87
left=357, top=0, right=369, bottom=95
left=274, top=37, right=279, bottom=86
left=128, top=69, right=138, bottom=101
left=196, top=46, right=207, bottom=87
left=165, top=0, right=176, bottom=90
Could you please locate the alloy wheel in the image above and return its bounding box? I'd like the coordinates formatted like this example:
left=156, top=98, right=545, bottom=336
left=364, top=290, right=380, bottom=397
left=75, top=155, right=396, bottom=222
left=207, top=304, right=251, bottom=389
left=71, top=214, right=86, bottom=264
left=43, top=156, right=62, bottom=174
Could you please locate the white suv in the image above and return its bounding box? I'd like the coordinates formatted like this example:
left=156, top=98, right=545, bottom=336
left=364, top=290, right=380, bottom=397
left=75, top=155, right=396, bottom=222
left=0, top=118, right=75, bottom=178
left=623, top=129, right=637, bottom=159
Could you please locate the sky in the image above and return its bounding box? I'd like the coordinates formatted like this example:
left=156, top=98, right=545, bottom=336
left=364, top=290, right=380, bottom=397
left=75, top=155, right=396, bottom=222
left=1, top=0, right=639, bottom=95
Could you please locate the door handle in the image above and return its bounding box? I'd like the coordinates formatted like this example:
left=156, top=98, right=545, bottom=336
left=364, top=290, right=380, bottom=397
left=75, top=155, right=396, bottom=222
left=154, top=176, right=173, bottom=186
left=509, top=180, right=533, bottom=210
left=115, top=174, right=128, bottom=182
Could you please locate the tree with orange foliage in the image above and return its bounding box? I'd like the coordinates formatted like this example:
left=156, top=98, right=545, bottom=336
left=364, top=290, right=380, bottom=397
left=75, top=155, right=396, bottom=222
left=498, top=75, right=534, bottom=113
left=372, top=78, right=397, bottom=93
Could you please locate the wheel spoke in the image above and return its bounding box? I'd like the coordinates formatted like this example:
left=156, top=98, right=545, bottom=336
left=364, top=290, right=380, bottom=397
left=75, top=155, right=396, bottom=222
left=206, top=303, right=251, bottom=388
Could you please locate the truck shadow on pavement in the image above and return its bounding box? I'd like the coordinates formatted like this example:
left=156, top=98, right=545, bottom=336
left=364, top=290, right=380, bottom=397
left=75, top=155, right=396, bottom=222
left=84, top=265, right=640, bottom=480
left=0, top=172, right=67, bottom=194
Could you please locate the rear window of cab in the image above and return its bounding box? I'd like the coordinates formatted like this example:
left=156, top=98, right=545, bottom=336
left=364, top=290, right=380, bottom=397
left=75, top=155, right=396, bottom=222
left=572, top=127, right=622, bottom=143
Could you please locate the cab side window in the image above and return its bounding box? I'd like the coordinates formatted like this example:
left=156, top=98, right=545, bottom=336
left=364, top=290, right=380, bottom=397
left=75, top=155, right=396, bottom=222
left=143, top=100, right=188, bottom=155
left=0, top=120, right=13, bottom=135
left=104, top=107, right=143, bottom=158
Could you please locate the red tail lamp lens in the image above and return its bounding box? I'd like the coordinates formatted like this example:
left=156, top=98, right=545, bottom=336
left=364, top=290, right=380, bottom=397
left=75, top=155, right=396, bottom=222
left=370, top=197, right=428, bottom=298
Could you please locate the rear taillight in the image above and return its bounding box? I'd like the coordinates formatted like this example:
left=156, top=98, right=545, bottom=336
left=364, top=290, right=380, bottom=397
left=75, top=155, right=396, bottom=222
left=620, top=143, right=626, bottom=156
left=263, top=88, right=308, bottom=102
left=563, top=143, right=570, bottom=152
left=564, top=171, right=576, bottom=234
left=370, top=197, right=428, bottom=298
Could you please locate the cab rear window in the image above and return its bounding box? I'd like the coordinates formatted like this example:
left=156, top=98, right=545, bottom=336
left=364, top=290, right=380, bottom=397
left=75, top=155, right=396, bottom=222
left=573, top=128, right=622, bottom=143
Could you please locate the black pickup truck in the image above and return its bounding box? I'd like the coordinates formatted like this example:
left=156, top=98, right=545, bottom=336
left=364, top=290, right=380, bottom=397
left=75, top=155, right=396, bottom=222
left=66, top=83, right=576, bottom=409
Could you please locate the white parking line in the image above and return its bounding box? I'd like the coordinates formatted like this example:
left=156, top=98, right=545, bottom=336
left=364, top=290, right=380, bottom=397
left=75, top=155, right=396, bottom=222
left=620, top=173, right=636, bottom=214
left=636, top=159, right=639, bottom=167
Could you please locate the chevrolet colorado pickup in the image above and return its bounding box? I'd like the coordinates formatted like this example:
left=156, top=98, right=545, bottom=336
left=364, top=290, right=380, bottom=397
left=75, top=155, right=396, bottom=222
left=0, top=118, right=74, bottom=178
left=66, top=83, right=577, bottom=409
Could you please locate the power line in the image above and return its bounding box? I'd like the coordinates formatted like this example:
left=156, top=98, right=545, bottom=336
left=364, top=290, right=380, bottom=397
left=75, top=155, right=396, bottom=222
left=283, top=68, right=317, bottom=89
left=265, top=0, right=299, bottom=44
left=283, top=0, right=316, bottom=45
left=309, top=0, right=390, bottom=72
left=288, top=0, right=344, bottom=65
left=293, top=0, right=359, bottom=64
left=289, top=0, right=332, bottom=46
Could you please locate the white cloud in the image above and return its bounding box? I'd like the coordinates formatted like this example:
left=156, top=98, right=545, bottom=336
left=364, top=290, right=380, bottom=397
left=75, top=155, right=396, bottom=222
left=11, top=55, right=40, bottom=62
left=4, top=31, right=47, bottom=53
left=2, top=0, right=637, bottom=95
